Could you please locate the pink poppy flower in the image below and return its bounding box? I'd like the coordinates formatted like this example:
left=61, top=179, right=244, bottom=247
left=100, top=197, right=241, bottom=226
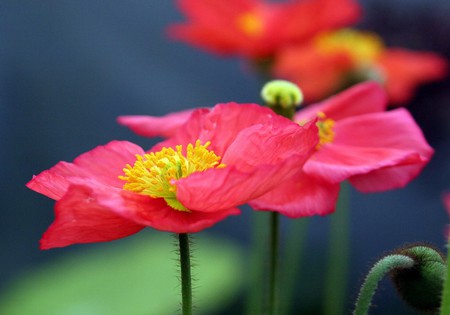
left=273, top=29, right=447, bottom=105
left=27, top=103, right=318, bottom=249
left=168, top=0, right=360, bottom=59
left=250, top=81, right=434, bottom=216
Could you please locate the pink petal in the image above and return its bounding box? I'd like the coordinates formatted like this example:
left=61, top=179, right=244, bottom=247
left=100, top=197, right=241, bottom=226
left=175, top=156, right=305, bottom=212
left=306, top=144, right=422, bottom=183
left=117, top=108, right=196, bottom=138
left=222, top=118, right=318, bottom=171
left=40, top=184, right=144, bottom=250
left=157, top=103, right=278, bottom=156
left=26, top=141, right=144, bottom=200
left=249, top=170, right=339, bottom=217
left=95, top=186, right=241, bottom=233
left=305, top=109, right=434, bottom=185
left=294, top=81, right=388, bottom=122
left=348, top=162, right=430, bottom=192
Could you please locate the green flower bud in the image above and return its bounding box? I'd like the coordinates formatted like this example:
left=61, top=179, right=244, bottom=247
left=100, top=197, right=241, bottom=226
left=260, top=80, right=303, bottom=119
left=390, top=244, right=446, bottom=313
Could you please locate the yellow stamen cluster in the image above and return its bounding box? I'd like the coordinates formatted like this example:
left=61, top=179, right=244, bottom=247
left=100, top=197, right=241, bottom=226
left=314, top=28, right=385, bottom=65
left=316, top=112, right=335, bottom=149
left=236, top=12, right=264, bottom=37
left=119, top=140, right=225, bottom=212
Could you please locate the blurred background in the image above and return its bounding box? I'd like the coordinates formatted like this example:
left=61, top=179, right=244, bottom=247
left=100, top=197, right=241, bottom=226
left=1, top=0, right=449, bottom=314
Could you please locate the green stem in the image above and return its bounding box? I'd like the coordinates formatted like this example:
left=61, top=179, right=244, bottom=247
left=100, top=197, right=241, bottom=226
left=440, top=243, right=450, bottom=314
left=179, top=233, right=192, bottom=315
left=246, top=211, right=270, bottom=315
left=353, top=254, right=415, bottom=315
left=323, top=182, right=350, bottom=315
left=268, top=212, right=280, bottom=315
left=279, top=218, right=309, bottom=315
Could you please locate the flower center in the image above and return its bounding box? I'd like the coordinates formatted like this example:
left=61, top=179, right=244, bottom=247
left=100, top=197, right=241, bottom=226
left=236, top=12, right=264, bottom=37
left=314, top=28, right=385, bottom=65
left=316, top=112, right=335, bottom=149
left=119, top=140, right=225, bottom=212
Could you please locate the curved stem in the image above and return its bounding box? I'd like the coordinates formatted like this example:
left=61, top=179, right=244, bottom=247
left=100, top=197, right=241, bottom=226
left=179, top=233, right=192, bottom=315
left=353, top=254, right=415, bottom=315
left=268, top=212, right=280, bottom=315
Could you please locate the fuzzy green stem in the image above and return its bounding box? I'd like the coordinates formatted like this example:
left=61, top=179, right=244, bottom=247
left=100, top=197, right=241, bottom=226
left=323, top=182, right=350, bottom=315
left=440, top=243, right=450, bottom=314
left=268, top=212, right=280, bottom=315
left=179, top=233, right=192, bottom=315
left=353, top=254, right=415, bottom=315
left=279, top=218, right=309, bottom=315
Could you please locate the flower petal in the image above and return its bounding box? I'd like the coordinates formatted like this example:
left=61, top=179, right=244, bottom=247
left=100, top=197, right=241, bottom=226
left=176, top=156, right=305, bottom=212
left=305, top=108, right=434, bottom=185
left=156, top=103, right=278, bottom=156
left=95, top=186, right=241, bottom=233
left=40, top=184, right=144, bottom=250
left=222, top=117, right=318, bottom=171
left=249, top=170, right=339, bottom=217
left=117, top=109, right=196, bottom=138
left=26, top=141, right=144, bottom=200
left=294, top=81, right=387, bottom=122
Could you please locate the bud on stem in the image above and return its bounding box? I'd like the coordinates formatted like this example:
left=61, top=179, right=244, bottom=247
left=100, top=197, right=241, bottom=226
left=353, top=244, right=446, bottom=315
left=261, top=80, right=303, bottom=120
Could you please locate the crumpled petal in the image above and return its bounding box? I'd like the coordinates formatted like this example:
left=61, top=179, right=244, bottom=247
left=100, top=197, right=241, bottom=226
left=249, top=170, right=339, bottom=217
left=175, top=157, right=305, bottom=212
left=27, top=141, right=144, bottom=200
left=117, top=108, right=196, bottom=138
left=174, top=114, right=318, bottom=212
left=155, top=103, right=279, bottom=156
left=40, top=184, right=144, bottom=249
left=99, top=189, right=241, bottom=234
left=305, top=108, right=433, bottom=185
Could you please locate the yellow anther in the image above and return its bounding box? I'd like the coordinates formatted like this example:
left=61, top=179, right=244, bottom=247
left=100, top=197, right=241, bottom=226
left=119, top=140, right=225, bottom=212
left=316, top=112, right=335, bottom=149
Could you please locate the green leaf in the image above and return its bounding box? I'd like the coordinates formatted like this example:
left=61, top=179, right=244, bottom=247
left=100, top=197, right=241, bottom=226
left=0, top=231, right=243, bottom=315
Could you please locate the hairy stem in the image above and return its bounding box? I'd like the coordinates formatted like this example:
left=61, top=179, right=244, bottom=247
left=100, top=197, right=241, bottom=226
left=353, top=254, right=415, bottom=315
left=179, top=233, right=192, bottom=315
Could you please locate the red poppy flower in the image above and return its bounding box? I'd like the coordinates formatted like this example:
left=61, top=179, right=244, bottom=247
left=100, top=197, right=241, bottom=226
left=27, top=103, right=318, bottom=249
left=250, top=82, right=434, bottom=216
left=168, top=0, right=360, bottom=59
left=273, top=29, right=448, bottom=104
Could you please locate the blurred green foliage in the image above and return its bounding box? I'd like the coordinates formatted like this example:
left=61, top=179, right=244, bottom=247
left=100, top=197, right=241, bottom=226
left=0, top=232, right=243, bottom=315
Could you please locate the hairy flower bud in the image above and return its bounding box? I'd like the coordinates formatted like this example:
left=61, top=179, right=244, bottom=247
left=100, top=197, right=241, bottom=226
left=390, top=244, right=446, bottom=313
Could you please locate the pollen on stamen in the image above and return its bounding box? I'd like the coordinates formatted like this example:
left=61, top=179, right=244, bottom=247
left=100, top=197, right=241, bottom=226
left=316, top=112, right=335, bottom=149
left=119, top=140, right=226, bottom=212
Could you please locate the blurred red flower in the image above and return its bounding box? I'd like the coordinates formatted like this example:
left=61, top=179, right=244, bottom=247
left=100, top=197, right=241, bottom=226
left=168, top=0, right=360, bottom=59
left=273, top=29, right=448, bottom=105
left=28, top=104, right=318, bottom=249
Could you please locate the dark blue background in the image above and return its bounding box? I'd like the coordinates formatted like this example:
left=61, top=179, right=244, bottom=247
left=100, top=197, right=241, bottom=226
left=1, top=1, right=449, bottom=314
